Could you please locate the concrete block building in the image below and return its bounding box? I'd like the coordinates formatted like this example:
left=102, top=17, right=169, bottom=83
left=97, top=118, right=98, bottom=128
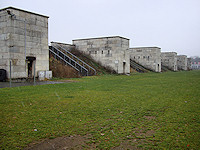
left=129, top=47, right=161, bottom=72
left=0, top=7, right=49, bottom=79
left=177, top=55, right=187, bottom=70
left=191, top=57, right=200, bottom=70
left=187, top=58, right=192, bottom=70
left=73, top=36, right=130, bottom=74
left=161, top=52, right=178, bottom=71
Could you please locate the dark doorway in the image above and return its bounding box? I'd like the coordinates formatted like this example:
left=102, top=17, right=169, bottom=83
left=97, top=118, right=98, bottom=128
left=158, top=64, right=160, bottom=72
left=123, top=62, right=126, bottom=74
left=26, top=57, right=36, bottom=77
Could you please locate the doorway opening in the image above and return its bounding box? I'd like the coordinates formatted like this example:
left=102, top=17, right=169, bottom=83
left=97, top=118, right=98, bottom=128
left=123, top=62, right=126, bottom=74
left=158, top=64, right=160, bottom=72
left=26, top=56, right=36, bottom=77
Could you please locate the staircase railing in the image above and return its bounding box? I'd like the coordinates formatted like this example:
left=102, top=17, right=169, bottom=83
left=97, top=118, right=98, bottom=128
left=130, top=59, right=153, bottom=73
left=53, top=44, right=96, bottom=76
left=49, top=46, right=89, bottom=76
left=161, top=65, right=174, bottom=72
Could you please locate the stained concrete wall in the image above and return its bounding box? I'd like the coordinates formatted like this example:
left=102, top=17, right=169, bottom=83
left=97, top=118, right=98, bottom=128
left=129, top=47, right=161, bottom=72
left=161, top=52, right=177, bottom=71
left=73, top=36, right=130, bottom=74
left=177, top=55, right=187, bottom=70
left=0, top=7, right=49, bottom=79
left=187, top=58, right=192, bottom=70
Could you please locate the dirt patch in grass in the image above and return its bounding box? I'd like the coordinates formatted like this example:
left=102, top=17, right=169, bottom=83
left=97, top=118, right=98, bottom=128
left=111, top=140, right=138, bottom=150
left=24, top=135, right=97, bottom=150
left=134, top=127, right=155, bottom=138
left=145, top=130, right=155, bottom=137
left=112, top=127, right=156, bottom=149
left=24, top=131, right=155, bottom=150
left=112, top=138, right=151, bottom=150
left=143, top=116, right=156, bottom=120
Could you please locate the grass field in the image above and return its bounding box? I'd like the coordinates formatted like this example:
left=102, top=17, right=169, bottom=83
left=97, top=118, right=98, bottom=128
left=0, top=71, right=200, bottom=149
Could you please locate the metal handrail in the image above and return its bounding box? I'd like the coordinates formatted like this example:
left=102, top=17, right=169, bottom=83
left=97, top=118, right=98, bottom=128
left=130, top=59, right=150, bottom=72
left=49, top=49, right=79, bottom=71
left=54, top=44, right=96, bottom=75
left=50, top=46, right=89, bottom=72
left=49, top=47, right=89, bottom=75
left=49, top=49, right=79, bottom=72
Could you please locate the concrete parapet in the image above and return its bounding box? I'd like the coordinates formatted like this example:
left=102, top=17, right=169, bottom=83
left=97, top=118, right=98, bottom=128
left=177, top=55, right=187, bottom=70
left=129, top=47, right=161, bottom=72
left=73, top=36, right=130, bottom=74
left=161, top=52, right=178, bottom=71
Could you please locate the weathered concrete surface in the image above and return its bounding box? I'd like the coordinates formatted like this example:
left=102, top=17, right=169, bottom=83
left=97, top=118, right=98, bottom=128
left=177, top=55, right=187, bottom=70
left=187, top=58, right=192, bottom=70
left=0, top=7, right=49, bottom=79
left=73, top=36, right=130, bottom=74
left=129, top=47, right=161, bottom=72
left=161, top=52, right=177, bottom=71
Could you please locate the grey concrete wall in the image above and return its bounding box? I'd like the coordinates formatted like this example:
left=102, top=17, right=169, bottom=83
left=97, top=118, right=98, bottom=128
left=0, top=7, right=49, bottom=79
left=187, top=58, right=191, bottom=70
left=177, top=55, right=187, bottom=70
left=161, top=52, right=177, bottom=71
left=73, top=36, right=130, bottom=74
left=129, top=47, right=161, bottom=72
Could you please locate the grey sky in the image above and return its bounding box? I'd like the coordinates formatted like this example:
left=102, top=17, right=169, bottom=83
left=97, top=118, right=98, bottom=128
left=1, top=0, right=200, bottom=56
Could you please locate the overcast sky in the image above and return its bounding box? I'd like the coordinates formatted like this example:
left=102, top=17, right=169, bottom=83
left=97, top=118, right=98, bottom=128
left=1, top=0, right=200, bottom=57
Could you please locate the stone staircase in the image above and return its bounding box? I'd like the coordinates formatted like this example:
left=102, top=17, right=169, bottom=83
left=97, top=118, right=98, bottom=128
left=49, top=44, right=96, bottom=76
left=130, top=59, right=153, bottom=73
left=161, top=65, right=174, bottom=72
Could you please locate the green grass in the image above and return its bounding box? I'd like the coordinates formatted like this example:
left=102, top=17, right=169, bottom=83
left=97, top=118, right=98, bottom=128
left=0, top=71, right=200, bottom=149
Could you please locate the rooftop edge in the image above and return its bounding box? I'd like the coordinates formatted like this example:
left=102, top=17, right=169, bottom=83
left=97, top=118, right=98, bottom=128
left=130, top=47, right=161, bottom=49
left=73, top=36, right=130, bottom=41
left=0, top=6, right=49, bottom=18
